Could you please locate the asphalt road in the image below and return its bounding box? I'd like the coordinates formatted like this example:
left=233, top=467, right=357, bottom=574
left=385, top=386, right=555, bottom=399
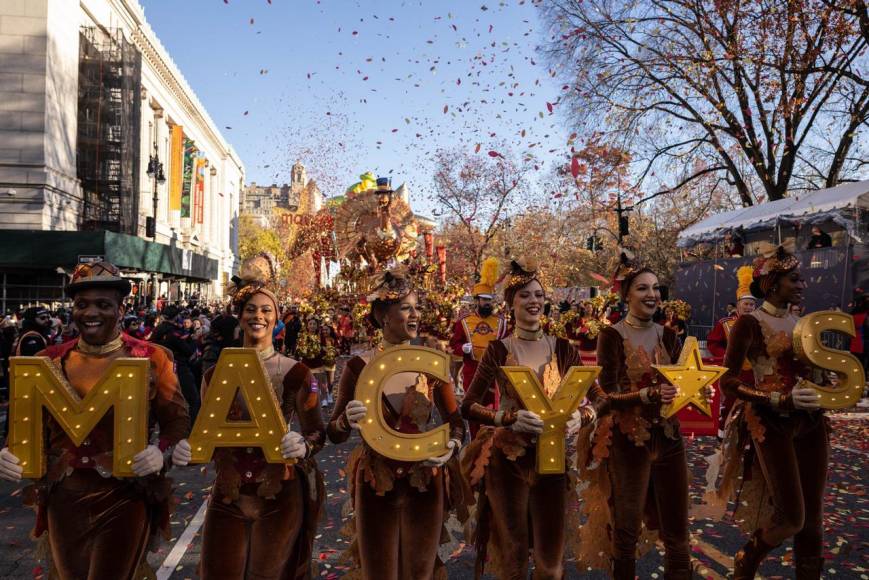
left=1, top=375, right=866, bottom=579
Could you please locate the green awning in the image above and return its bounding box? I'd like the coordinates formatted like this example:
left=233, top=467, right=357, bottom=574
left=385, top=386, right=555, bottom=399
left=0, top=230, right=219, bottom=281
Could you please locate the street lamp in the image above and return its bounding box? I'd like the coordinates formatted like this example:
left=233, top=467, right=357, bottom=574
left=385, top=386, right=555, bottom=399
left=146, top=142, right=166, bottom=240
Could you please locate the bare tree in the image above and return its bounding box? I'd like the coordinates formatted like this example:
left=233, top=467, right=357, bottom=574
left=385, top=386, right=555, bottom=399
left=540, top=0, right=869, bottom=205
left=432, top=147, right=532, bottom=273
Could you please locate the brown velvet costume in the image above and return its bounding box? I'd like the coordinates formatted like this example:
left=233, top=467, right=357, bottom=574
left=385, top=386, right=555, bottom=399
left=327, top=346, right=467, bottom=580
left=198, top=353, right=325, bottom=580
left=461, top=335, right=587, bottom=580
left=718, top=307, right=829, bottom=577
left=574, top=321, right=691, bottom=579
left=24, top=334, right=190, bottom=580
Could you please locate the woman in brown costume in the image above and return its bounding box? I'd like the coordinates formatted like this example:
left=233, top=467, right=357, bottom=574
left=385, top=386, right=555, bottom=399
left=327, top=268, right=467, bottom=580
left=575, top=256, right=693, bottom=579
left=172, top=255, right=326, bottom=580
left=460, top=257, right=598, bottom=579
left=718, top=244, right=826, bottom=579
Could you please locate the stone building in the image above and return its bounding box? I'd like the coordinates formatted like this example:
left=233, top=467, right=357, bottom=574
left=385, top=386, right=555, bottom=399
left=0, top=0, right=244, bottom=309
left=241, top=161, right=322, bottom=226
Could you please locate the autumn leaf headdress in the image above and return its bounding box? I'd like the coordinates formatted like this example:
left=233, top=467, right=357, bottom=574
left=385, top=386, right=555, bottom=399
left=228, top=252, right=280, bottom=309
left=751, top=241, right=799, bottom=297
left=612, top=247, right=647, bottom=299
left=366, top=266, right=414, bottom=303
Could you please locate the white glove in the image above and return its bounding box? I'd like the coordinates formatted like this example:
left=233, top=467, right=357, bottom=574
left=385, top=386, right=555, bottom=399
left=462, top=342, right=473, bottom=354
left=172, top=439, right=192, bottom=466
left=791, top=385, right=821, bottom=411
left=280, top=430, right=308, bottom=459
left=345, top=400, right=368, bottom=429
left=566, top=406, right=596, bottom=437
left=0, top=447, right=23, bottom=482
left=422, top=438, right=460, bottom=467
left=510, top=409, right=544, bottom=434
left=132, top=445, right=165, bottom=477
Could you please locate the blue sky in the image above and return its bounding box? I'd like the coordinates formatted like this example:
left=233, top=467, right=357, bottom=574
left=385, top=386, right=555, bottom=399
left=139, top=0, right=569, bottom=215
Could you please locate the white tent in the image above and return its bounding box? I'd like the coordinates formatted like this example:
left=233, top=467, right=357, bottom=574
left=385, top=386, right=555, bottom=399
left=678, top=180, right=869, bottom=247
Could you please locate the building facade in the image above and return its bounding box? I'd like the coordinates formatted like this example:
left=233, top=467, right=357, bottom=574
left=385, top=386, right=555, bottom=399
left=241, top=161, right=322, bottom=226
left=0, top=0, right=243, bottom=310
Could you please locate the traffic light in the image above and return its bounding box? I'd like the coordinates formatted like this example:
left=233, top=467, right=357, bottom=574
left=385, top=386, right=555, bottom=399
left=618, top=215, right=629, bottom=238
left=145, top=217, right=156, bottom=238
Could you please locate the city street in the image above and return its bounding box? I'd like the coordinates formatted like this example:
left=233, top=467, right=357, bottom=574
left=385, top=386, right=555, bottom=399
left=1, top=400, right=866, bottom=579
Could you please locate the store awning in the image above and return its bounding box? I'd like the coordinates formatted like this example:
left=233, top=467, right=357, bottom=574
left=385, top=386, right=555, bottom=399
left=0, top=230, right=219, bottom=281
left=678, top=180, right=869, bottom=247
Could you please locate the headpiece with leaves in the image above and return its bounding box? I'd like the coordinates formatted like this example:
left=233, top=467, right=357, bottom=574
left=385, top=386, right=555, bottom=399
left=365, top=266, right=414, bottom=303
left=504, top=256, right=541, bottom=294
left=752, top=241, right=799, bottom=297
left=612, top=247, right=647, bottom=298
left=228, top=253, right=280, bottom=309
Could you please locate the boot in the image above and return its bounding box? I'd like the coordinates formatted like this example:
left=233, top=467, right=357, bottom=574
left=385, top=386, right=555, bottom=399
left=612, top=558, right=636, bottom=580
left=732, top=531, right=775, bottom=580
left=795, top=556, right=824, bottom=580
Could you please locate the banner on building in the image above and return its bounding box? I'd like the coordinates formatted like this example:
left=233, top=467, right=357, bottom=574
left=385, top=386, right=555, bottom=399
left=193, top=155, right=206, bottom=224
left=181, top=138, right=197, bottom=218
left=169, top=126, right=184, bottom=211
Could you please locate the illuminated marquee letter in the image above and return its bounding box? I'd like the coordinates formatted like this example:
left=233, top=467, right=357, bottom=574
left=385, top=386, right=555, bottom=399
left=501, top=365, right=601, bottom=474
left=355, top=346, right=451, bottom=462
left=187, top=348, right=290, bottom=464
left=653, top=337, right=726, bottom=419
left=8, top=357, right=149, bottom=479
left=793, top=311, right=865, bottom=409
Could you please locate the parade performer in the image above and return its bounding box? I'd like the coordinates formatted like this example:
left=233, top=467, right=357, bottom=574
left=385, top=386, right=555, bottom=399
left=449, top=257, right=508, bottom=434
left=573, top=256, right=694, bottom=579
left=717, top=243, right=826, bottom=579
left=460, top=257, right=598, bottom=579
left=172, top=254, right=325, bottom=580
left=707, top=266, right=756, bottom=362
left=0, top=261, right=190, bottom=579
left=298, top=317, right=338, bottom=407
left=706, top=266, right=756, bottom=435
left=327, top=268, right=467, bottom=580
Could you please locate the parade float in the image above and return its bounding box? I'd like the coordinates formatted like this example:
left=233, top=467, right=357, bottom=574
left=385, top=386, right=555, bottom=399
left=287, top=172, right=460, bottom=348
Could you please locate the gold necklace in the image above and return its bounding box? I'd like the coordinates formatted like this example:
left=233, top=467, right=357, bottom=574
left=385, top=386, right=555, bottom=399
left=257, top=345, right=276, bottom=360
left=516, top=325, right=544, bottom=341
left=760, top=301, right=789, bottom=318
left=77, top=334, right=124, bottom=355
left=624, top=313, right=653, bottom=329
left=381, top=338, right=411, bottom=350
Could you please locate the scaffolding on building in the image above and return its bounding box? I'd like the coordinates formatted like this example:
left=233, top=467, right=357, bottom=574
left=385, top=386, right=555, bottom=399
left=76, top=27, right=142, bottom=235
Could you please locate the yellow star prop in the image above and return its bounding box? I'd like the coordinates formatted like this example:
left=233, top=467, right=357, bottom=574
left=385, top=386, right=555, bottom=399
left=652, top=337, right=726, bottom=419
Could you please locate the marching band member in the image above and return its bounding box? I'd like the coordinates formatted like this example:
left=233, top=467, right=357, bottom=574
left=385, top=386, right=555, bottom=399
left=707, top=266, right=756, bottom=436
left=449, top=257, right=508, bottom=435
